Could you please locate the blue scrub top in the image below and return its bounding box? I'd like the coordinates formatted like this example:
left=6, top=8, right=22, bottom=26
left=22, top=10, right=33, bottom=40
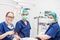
left=45, top=22, right=60, bottom=40
left=0, top=22, right=14, bottom=40
left=14, top=20, right=31, bottom=38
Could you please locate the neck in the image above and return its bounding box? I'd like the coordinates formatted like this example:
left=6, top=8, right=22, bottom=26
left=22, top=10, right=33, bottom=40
left=6, top=21, right=11, bottom=26
left=22, top=19, right=27, bottom=22
left=8, top=23, right=11, bottom=26
left=52, top=20, right=56, bottom=23
left=22, top=20, right=27, bottom=25
left=52, top=22, right=56, bottom=24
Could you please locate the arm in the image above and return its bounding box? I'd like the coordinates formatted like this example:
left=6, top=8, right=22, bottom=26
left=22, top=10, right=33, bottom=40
left=0, top=23, right=14, bottom=39
left=38, top=24, right=59, bottom=40
left=14, top=32, right=22, bottom=40
left=0, top=32, right=8, bottom=39
left=38, top=34, right=51, bottom=40
left=14, top=22, right=21, bottom=34
left=14, top=22, right=22, bottom=40
left=0, top=31, right=14, bottom=39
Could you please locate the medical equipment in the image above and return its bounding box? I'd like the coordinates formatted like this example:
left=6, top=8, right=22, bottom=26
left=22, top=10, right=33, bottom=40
left=34, top=11, right=50, bottom=35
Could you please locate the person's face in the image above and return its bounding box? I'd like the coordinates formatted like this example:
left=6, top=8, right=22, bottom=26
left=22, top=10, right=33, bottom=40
left=48, top=15, right=55, bottom=23
left=21, top=13, right=28, bottom=20
left=6, top=13, right=14, bottom=24
left=22, top=13, right=28, bottom=16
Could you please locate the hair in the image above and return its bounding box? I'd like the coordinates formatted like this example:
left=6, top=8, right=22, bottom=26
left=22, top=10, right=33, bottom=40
left=6, top=11, right=14, bottom=17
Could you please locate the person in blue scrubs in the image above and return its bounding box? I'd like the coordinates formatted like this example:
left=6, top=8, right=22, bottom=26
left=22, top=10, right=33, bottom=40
left=14, top=9, right=31, bottom=38
left=0, top=12, right=15, bottom=40
left=37, top=12, right=60, bottom=40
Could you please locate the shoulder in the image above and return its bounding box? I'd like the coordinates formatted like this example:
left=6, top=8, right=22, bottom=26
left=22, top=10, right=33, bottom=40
left=0, top=22, right=5, bottom=25
left=0, top=22, right=5, bottom=28
left=16, top=20, right=23, bottom=26
left=52, top=23, right=59, bottom=29
left=16, top=20, right=22, bottom=24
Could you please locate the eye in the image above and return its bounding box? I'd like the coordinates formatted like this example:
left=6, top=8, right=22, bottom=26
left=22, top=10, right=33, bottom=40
left=22, top=14, right=28, bottom=16
left=50, top=18, right=53, bottom=19
left=7, top=16, right=14, bottom=18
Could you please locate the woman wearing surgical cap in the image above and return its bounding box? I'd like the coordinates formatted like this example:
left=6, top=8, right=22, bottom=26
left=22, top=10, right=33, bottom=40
left=14, top=9, right=31, bottom=38
left=37, top=12, right=60, bottom=40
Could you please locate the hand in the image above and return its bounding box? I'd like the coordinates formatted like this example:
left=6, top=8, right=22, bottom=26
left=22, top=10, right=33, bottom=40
left=36, top=34, right=43, bottom=40
left=14, top=35, right=22, bottom=40
left=37, top=35, right=49, bottom=40
left=6, top=31, right=14, bottom=35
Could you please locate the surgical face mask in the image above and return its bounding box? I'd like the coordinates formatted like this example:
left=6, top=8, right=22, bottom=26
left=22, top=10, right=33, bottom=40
left=48, top=18, right=54, bottom=24
left=22, top=16, right=28, bottom=20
